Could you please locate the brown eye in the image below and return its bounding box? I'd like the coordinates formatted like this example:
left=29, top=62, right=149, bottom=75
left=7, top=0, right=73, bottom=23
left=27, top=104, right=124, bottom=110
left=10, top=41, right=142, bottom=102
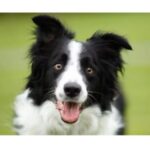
left=86, top=67, right=94, bottom=75
left=53, top=64, right=63, bottom=71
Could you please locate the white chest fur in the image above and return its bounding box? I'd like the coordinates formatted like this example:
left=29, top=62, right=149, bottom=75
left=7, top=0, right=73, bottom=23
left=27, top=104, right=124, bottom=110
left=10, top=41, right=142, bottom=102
left=13, top=89, right=123, bottom=135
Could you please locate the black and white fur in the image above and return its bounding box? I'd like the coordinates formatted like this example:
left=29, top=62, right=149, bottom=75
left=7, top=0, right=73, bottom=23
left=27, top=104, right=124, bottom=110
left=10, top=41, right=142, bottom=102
left=13, top=15, right=132, bottom=135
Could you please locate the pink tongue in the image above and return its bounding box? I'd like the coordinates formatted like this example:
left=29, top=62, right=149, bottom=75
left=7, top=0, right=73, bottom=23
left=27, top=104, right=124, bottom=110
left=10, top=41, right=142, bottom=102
left=56, top=101, right=80, bottom=123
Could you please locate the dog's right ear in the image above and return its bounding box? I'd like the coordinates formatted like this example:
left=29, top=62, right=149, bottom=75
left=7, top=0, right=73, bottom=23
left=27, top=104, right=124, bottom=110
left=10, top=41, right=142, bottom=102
left=32, top=15, right=74, bottom=42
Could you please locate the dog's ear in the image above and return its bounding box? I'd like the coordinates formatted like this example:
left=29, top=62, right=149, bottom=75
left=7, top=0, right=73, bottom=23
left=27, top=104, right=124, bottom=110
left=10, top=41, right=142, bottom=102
left=32, top=15, right=74, bottom=42
left=88, top=32, right=132, bottom=51
left=100, top=33, right=132, bottom=51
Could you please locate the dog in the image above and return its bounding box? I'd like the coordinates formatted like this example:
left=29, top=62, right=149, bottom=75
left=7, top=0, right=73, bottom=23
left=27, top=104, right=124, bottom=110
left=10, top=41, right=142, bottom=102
left=13, top=15, right=132, bottom=135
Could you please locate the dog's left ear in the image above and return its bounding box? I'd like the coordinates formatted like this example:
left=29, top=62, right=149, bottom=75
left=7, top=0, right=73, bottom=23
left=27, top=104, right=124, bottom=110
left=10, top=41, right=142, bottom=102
left=100, top=33, right=132, bottom=51
left=88, top=32, right=132, bottom=51
left=32, top=15, right=74, bottom=42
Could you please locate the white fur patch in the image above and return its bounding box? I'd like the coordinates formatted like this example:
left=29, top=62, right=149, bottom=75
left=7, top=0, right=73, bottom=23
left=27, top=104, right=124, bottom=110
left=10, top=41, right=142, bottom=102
left=13, top=89, right=123, bottom=135
left=55, top=40, right=88, bottom=103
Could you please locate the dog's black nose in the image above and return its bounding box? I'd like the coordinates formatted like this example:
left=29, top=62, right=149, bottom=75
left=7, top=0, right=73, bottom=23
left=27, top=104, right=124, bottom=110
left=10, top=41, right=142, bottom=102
left=64, top=82, right=81, bottom=98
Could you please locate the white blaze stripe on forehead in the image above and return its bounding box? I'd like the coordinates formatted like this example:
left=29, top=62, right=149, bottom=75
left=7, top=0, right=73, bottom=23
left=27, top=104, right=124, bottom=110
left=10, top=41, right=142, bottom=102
left=68, top=40, right=82, bottom=68
left=60, top=40, right=83, bottom=82
left=55, top=40, right=88, bottom=103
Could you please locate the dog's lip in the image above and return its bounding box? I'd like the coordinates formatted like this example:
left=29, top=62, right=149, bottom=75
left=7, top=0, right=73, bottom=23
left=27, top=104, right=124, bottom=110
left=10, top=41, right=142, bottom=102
left=53, top=95, right=86, bottom=110
left=54, top=99, right=83, bottom=123
left=54, top=99, right=83, bottom=109
left=53, top=97, right=84, bottom=110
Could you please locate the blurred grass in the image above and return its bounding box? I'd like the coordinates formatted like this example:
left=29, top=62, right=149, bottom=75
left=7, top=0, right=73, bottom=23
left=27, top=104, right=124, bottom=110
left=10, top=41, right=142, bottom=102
left=0, top=13, right=150, bottom=134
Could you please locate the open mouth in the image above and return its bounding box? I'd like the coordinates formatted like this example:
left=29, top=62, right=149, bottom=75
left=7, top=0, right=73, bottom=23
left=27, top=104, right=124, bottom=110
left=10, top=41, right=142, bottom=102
left=56, top=101, right=81, bottom=123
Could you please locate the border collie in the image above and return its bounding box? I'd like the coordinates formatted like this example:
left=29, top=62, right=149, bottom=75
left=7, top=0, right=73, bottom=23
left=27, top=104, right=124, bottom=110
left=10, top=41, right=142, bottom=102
left=13, top=15, right=132, bottom=135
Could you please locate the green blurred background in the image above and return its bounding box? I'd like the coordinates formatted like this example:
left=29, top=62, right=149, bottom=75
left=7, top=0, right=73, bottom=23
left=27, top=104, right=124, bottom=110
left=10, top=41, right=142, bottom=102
left=0, top=13, right=150, bottom=135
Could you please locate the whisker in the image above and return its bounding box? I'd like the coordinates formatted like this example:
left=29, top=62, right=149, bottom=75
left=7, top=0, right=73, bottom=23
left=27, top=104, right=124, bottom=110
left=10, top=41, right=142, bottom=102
left=88, top=90, right=104, bottom=96
left=47, top=90, right=55, bottom=95
left=88, top=93, right=97, bottom=102
left=42, top=89, right=55, bottom=101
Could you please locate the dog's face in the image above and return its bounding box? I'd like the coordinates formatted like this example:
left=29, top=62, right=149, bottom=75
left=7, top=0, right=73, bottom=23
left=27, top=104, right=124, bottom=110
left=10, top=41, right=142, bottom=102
left=28, top=15, right=132, bottom=123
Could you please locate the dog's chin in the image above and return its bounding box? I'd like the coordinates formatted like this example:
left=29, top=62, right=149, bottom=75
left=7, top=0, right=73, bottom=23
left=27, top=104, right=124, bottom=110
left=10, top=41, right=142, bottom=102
left=55, top=99, right=82, bottom=124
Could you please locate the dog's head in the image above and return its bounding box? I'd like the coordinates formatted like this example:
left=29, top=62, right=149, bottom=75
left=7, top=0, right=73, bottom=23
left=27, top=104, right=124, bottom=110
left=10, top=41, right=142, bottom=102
left=28, top=15, right=132, bottom=123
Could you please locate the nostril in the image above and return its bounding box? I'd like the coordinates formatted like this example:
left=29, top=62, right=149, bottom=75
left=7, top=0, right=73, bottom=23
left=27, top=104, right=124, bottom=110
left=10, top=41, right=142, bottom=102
left=65, top=87, right=80, bottom=95
left=74, top=87, right=81, bottom=94
left=64, top=82, right=81, bottom=98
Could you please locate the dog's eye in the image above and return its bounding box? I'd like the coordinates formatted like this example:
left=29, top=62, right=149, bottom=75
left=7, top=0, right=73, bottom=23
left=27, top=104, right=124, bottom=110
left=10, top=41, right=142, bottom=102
left=53, top=64, right=63, bottom=71
left=86, top=67, right=94, bottom=75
